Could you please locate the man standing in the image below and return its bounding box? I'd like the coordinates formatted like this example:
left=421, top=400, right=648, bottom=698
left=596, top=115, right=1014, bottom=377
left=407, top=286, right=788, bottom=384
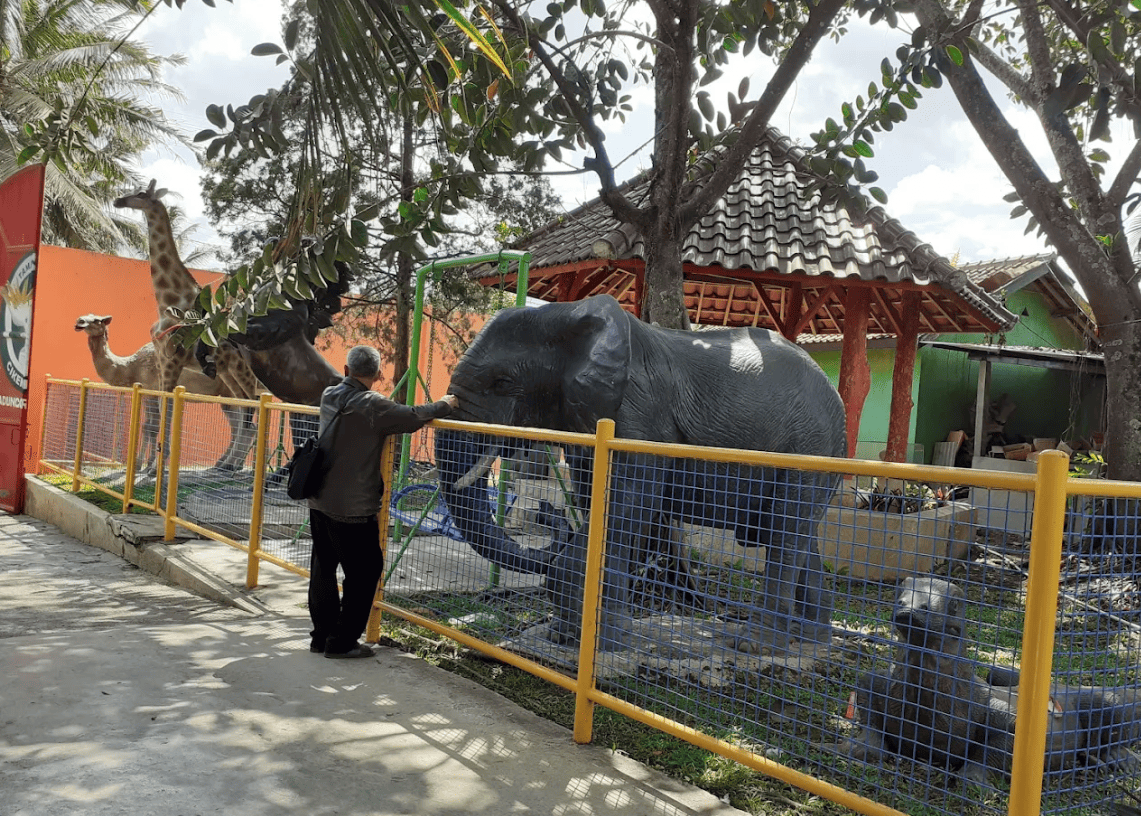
left=307, top=345, right=458, bottom=658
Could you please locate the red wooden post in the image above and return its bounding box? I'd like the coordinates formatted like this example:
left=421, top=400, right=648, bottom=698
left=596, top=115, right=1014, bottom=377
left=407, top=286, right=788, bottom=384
left=838, top=287, right=871, bottom=458
left=884, top=291, right=922, bottom=462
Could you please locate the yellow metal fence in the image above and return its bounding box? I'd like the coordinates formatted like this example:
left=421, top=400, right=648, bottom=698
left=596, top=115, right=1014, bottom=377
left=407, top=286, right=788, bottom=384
left=37, top=377, right=1141, bottom=816
left=39, top=377, right=317, bottom=586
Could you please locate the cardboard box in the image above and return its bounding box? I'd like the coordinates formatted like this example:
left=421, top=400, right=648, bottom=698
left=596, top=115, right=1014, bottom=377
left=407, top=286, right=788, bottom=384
left=1032, top=438, right=1057, bottom=451
left=1003, top=443, right=1032, bottom=461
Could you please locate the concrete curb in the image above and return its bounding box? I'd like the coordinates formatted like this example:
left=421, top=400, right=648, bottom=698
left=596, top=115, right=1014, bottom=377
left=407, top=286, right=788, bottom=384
left=24, top=476, right=270, bottom=616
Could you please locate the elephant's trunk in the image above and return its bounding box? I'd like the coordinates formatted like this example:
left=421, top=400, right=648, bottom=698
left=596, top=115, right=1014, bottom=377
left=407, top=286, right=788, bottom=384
left=435, top=429, right=557, bottom=575
left=441, top=379, right=491, bottom=424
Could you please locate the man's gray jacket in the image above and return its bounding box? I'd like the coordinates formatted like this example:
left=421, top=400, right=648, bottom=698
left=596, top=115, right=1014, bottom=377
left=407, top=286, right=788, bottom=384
left=308, top=376, right=453, bottom=519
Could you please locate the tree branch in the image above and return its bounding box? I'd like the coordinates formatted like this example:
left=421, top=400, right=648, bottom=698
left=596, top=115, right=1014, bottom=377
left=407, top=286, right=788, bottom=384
left=911, top=0, right=1139, bottom=320
left=1019, top=0, right=1111, bottom=236
left=490, top=0, right=644, bottom=226
left=1109, top=140, right=1141, bottom=208
left=1041, top=0, right=1141, bottom=122
left=679, top=0, right=847, bottom=225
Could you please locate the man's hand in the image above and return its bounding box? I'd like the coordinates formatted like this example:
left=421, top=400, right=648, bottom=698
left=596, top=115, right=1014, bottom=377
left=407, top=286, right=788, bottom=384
left=441, top=394, right=459, bottom=409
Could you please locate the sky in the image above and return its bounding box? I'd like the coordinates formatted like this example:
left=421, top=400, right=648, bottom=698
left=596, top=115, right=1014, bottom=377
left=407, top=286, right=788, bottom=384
left=131, top=0, right=1076, bottom=272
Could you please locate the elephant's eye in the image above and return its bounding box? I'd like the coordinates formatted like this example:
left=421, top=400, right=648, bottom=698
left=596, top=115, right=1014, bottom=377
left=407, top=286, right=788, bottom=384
left=491, top=376, right=513, bottom=395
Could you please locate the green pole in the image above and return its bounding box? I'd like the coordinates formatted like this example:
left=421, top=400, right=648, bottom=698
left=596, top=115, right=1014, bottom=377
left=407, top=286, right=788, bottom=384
left=387, top=250, right=532, bottom=568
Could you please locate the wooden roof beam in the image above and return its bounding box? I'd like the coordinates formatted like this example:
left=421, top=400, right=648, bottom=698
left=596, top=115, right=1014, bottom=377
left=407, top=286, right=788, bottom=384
left=789, top=284, right=840, bottom=338
left=871, top=286, right=904, bottom=335
left=925, top=294, right=958, bottom=332
left=753, top=284, right=785, bottom=331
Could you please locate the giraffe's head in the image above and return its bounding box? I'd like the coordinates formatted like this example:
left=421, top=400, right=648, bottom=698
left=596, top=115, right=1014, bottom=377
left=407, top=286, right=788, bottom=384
left=75, top=314, right=113, bottom=337
left=113, top=179, right=167, bottom=210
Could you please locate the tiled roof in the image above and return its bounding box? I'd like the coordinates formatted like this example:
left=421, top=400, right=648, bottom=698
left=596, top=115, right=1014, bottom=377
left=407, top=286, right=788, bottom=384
left=506, top=127, right=1015, bottom=334
left=960, top=253, right=1056, bottom=291
left=958, top=253, right=1098, bottom=348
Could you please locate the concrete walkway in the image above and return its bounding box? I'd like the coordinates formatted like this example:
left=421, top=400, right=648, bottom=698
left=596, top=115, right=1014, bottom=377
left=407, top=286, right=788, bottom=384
left=4, top=478, right=748, bottom=816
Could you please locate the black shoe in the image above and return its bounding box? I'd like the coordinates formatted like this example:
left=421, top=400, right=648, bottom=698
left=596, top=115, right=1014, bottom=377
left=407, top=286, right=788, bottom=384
left=309, top=643, right=323, bottom=653
left=324, top=643, right=376, bottom=659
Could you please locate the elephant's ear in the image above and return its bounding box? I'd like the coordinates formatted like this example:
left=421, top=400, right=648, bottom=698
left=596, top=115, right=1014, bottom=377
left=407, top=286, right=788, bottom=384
left=560, top=296, right=630, bottom=432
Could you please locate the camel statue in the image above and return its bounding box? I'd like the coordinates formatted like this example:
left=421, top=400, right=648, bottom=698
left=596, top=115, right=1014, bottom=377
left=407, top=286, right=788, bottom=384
left=75, top=314, right=256, bottom=473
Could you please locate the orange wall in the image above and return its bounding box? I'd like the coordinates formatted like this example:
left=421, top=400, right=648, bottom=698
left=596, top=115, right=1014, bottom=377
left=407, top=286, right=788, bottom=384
left=26, top=246, right=471, bottom=472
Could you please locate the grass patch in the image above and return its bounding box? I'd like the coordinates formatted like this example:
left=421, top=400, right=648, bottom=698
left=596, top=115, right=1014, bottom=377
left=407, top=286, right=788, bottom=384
left=37, top=472, right=154, bottom=515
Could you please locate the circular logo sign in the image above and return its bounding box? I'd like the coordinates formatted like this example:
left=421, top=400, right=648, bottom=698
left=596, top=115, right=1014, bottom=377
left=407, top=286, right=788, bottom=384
left=0, top=252, right=36, bottom=393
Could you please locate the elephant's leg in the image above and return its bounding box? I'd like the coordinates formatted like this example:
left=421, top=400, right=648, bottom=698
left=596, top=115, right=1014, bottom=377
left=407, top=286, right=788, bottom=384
left=735, top=467, right=838, bottom=651
left=291, top=411, right=317, bottom=451
left=546, top=452, right=651, bottom=651
left=546, top=524, right=586, bottom=645
left=594, top=453, right=663, bottom=649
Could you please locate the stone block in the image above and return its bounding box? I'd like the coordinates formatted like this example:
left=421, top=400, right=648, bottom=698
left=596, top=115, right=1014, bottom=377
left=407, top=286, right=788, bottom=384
left=818, top=501, right=976, bottom=582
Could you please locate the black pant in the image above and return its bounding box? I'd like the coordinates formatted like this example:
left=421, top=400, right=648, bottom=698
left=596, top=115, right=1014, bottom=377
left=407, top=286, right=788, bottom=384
left=308, top=509, right=383, bottom=653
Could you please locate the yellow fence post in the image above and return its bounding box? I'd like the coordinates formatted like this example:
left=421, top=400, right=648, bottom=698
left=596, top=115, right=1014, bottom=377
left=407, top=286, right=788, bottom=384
left=573, top=417, right=615, bottom=745
left=1008, top=449, right=1070, bottom=816
left=163, top=386, right=187, bottom=541
left=122, top=383, right=142, bottom=512
left=71, top=378, right=90, bottom=492
left=246, top=393, right=274, bottom=589
left=367, top=434, right=398, bottom=643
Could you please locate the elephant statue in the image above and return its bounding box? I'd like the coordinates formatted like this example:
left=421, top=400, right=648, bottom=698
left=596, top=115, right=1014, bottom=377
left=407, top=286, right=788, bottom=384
left=435, top=294, right=847, bottom=652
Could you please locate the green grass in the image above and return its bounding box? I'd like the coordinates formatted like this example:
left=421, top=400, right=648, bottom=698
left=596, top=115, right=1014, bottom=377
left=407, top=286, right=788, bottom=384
left=38, top=472, right=154, bottom=515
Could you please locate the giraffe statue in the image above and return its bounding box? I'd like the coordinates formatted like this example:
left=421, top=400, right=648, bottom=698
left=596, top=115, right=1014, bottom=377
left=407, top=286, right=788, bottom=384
left=112, top=180, right=258, bottom=401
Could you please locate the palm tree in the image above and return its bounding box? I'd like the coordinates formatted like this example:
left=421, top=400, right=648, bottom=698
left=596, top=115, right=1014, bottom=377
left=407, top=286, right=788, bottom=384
left=0, top=0, right=188, bottom=251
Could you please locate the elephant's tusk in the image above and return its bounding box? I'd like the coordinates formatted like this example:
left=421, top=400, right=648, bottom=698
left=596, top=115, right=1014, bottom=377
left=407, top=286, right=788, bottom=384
left=454, top=451, right=498, bottom=490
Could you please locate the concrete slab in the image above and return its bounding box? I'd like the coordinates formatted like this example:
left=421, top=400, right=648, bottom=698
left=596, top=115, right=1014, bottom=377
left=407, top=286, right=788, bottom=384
left=11, top=479, right=749, bottom=816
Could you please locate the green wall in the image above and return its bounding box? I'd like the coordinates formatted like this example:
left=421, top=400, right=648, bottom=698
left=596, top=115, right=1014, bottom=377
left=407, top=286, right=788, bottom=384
left=913, top=288, right=1103, bottom=462
left=808, top=285, right=1103, bottom=465
left=810, top=347, right=922, bottom=462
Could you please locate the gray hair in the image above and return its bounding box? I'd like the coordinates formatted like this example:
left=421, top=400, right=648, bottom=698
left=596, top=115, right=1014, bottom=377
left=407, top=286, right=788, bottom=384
left=345, top=345, right=382, bottom=377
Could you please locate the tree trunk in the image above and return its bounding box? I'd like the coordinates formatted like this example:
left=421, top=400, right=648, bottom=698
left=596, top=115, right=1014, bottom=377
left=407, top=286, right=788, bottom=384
left=1100, top=321, right=1141, bottom=483
left=910, top=0, right=1141, bottom=482
left=641, top=220, right=690, bottom=329
left=635, top=5, right=694, bottom=331
left=391, top=115, right=415, bottom=403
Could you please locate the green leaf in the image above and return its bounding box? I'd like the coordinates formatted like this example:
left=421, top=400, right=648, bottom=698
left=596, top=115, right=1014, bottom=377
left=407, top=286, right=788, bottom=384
left=350, top=219, right=369, bottom=247
left=205, top=104, right=226, bottom=128
left=869, top=187, right=888, bottom=204
left=16, top=145, right=40, bottom=165
left=251, top=42, right=284, bottom=56
left=853, top=140, right=873, bottom=157
left=697, top=93, right=715, bottom=121
left=355, top=202, right=381, bottom=221
left=945, top=45, right=963, bottom=66
left=284, top=18, right=300, bottom=50
left=193, top=129, right=218, bottom=142
left=434, top=0, right=511, bottom=78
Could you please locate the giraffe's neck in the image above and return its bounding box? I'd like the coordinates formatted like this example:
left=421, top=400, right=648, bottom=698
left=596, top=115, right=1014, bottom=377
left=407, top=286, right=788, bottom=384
left=144, top=203, right=200, bottom=317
